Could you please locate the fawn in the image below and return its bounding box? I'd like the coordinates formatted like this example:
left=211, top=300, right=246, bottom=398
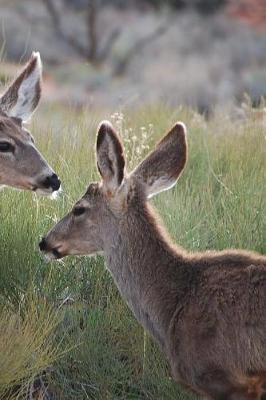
left=40, top=121, right=266, bottom=399
left=0, top=52, right=60, bottom=194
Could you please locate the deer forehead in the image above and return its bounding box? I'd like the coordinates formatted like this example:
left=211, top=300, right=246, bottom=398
left=0, top=117, right=32, bottom=143
left=78, top=183, right=102, bottom=205
left=86, top=182, right=101, bottom=196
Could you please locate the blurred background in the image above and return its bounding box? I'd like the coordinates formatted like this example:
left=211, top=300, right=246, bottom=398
left=0, top=0, right=266, bottom=114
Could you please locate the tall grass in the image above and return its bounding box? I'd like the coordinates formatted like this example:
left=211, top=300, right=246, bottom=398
left=0, top=104, right=265, bottom=399
left=0, top=294, right=61, bottom=399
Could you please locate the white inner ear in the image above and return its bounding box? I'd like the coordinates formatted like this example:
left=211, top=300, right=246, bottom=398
left=10, top=52, right=42, bottom=121
left=146, top=176, right=178, bottom=199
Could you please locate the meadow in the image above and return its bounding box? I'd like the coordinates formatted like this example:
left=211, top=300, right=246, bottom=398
left=0, top=103, right=265, bottom=399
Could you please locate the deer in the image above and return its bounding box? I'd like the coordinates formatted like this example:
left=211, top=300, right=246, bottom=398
left=0, top=52, right=60, bottom=194
left=39, top=120, right=266, bottom=400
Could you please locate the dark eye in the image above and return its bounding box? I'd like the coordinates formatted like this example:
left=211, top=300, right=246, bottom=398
left=0, top=142, right=14, bottom=153
left=73, top=206, right=86, bottom=216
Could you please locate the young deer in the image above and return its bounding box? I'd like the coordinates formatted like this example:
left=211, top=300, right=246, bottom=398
left=40, top=121, right=266, bottom=400
left=0, top=52, right=60, bottom=194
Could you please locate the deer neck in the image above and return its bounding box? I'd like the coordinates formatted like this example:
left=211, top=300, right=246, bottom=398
left=103, top=202, right=187, bottom=350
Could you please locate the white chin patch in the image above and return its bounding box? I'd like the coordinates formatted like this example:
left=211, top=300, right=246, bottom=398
left=43, top=253, right=55, bottom=262
left=50, top=187, right=62, bottom=200
left=43, top=252, right=57, bottom=262
left=35, top=186, right=62, bottom=199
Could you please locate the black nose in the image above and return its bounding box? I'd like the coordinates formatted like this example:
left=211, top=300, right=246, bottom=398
left=42, top=173, right=61, bottom=191
left=39, top=238, right=61, bottom=258
left=39, top=237, right=47, bottom=251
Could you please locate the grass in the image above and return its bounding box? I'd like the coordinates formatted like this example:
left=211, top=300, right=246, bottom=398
left=0, top=103, right=265, bottom=399
left=0, top=294, right=61, bottom=399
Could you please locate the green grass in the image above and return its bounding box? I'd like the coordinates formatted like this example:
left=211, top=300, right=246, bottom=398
left=0, top=104, right=265, bottom=399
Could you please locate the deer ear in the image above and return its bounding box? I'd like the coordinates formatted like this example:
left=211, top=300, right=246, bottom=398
left=133, top=122, right=187, bottom=198
left=96, top=121, right=125, bottom=193
left=0, top=52, right=42, bottom=122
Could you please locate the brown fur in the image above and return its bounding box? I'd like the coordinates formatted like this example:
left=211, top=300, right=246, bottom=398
left=41, top=121, right=266, bottom=400
left=97, top=121, right=125, bottom=191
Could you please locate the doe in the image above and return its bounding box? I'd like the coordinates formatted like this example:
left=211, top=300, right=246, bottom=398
left=40, top=121, right=266, bottom=400
left=0, top=52, right=60, bottom=194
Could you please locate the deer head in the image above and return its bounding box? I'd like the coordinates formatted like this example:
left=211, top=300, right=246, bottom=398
left=39, top=120, right=187, bottom=259
left=0, top=52, right=60, bottom=194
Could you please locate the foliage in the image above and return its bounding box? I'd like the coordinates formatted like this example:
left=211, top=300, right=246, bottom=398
left=106, top=0, right=227, bottom=14
left=0, top=103, right=265, bottom=399
left=67, top=0, right=227, bottom=14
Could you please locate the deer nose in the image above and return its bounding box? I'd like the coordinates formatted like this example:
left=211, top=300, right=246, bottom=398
left=39, top=237, right=48, bottom=251
left=42, top=173, right=61, bottom=191
left=39, top=238, right=62, bottom=258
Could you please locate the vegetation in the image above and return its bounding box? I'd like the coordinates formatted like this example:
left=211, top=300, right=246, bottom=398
left=145, top=0, right=226, bottom=13
left=0, top=104, right=265, bottom=399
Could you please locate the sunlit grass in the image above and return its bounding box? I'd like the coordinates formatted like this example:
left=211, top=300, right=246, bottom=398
left=0, top=293, right=61, bottom=399
left=0, top=103, right=265, bottom=399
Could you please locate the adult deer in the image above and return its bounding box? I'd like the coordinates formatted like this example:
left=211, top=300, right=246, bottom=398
left=40, top=121, right=266, bottom=400
left=0, top=52, right=60, bottom=194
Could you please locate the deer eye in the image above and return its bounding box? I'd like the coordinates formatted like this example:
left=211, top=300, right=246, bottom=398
left=0, top=142, right=14, bottom=153
left=73, top=206, right=86, bottom=216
